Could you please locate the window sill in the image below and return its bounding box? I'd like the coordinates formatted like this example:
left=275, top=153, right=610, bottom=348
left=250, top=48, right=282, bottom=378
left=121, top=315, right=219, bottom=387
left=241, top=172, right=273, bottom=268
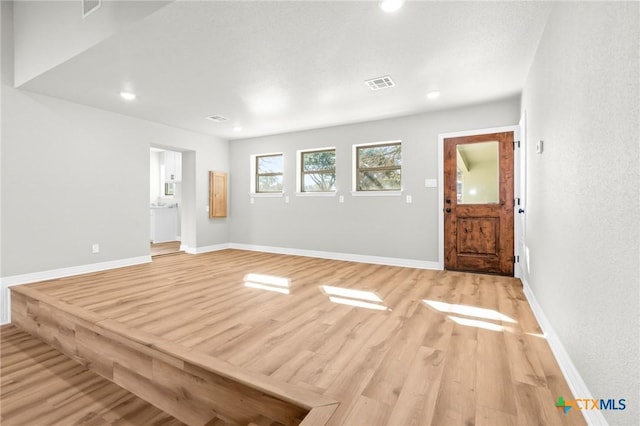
left=249, top=193, right=284, bottom=198
left=350, top=191, right=402, bottom=197
left=295, top=192, right=337, bottom=197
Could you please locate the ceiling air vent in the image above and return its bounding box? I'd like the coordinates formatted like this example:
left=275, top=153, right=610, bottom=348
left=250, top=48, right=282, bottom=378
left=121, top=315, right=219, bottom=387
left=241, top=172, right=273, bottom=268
left=365, top=75, right=396, bottom=91
left=206, top=115, right=230, bottom=123
left=82, top=0, right=101, bottom=18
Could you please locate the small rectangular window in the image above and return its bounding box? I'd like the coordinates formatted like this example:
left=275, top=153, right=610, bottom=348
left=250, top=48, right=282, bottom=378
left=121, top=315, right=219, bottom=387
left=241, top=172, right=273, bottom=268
left=256, top=154, right=283, bottom=193
left=356, top=142, right=401, bottom=191
left=301, top=149, right=336, bottom=192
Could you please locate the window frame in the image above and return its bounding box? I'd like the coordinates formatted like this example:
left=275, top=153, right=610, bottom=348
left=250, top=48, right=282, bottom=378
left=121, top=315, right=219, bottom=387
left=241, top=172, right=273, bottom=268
left=254, top=153, right=284, bottom=194
left=298, top=148, right=337, bottom=194
left=353, top=141, right=402, bottom=193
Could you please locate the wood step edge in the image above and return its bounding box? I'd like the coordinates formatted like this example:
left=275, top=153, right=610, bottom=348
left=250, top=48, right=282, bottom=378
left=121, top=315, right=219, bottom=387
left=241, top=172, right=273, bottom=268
left=11, top=286, right=339, bottom=413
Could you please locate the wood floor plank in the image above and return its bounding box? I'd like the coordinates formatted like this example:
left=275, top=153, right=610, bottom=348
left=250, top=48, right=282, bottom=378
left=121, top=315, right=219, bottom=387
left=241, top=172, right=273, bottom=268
left=504, top=330, right=548, bottom=388
left=475, top=327, right=518, bottom=415
left=524, top=332, right=587, bottom=426
left=429, top=322, right=478, bottom=426
left=475, top=405, right=519, bottom=426
left=361, top=306, right=434, bottom=408
left=514, top=381, right=569, bottom=426
left=9, top=249, right=585, bottom=426
left=341, top=395, right=390, bottom=426
left=385, top=346, right=446, bottom=426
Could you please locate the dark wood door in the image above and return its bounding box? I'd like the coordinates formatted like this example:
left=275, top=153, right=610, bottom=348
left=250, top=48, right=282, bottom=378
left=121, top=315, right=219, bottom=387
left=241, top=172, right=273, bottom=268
left=444, top=132, right=514, bottom=276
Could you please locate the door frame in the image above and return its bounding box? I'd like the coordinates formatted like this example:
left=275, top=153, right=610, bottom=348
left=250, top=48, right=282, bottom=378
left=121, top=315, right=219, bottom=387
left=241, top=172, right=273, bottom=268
left=514, top=112, right=527, bottom=279
left=149, top=144, right=196, bottom=253
left=437, top=125, right=521, bottom=271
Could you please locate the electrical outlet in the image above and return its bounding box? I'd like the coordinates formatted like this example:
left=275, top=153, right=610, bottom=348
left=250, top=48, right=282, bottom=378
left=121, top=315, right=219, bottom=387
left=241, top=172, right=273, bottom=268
left=92, top=243, right=100, bottom=254
left=250, top=198, right=255, bottom=204
left=285, top=196, right=290, bottom=203
left=339, top=195, right=345, bottom=203
left=406, top=195, right=412, bottom=204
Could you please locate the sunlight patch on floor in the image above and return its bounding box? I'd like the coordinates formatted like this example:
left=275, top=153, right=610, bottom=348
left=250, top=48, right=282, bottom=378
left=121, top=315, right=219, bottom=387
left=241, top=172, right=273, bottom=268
left=322, top=285, right=389, bottom=311
left=448, top=315, right=505, bottom=332
left=244, top=273, right=291, bottom=294
left=321, top=285, right=383, bottom=302
left=423, top=299, right=516, bottom=323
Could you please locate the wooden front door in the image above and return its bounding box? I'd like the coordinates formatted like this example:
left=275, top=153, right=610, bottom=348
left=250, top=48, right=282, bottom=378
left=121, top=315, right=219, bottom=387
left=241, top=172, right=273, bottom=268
left=444, top=132, right=514, bottom=276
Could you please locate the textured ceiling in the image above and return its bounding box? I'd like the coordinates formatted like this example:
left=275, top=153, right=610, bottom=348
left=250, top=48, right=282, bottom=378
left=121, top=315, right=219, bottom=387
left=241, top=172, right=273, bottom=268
left=21, top=1, right=553, bottom=140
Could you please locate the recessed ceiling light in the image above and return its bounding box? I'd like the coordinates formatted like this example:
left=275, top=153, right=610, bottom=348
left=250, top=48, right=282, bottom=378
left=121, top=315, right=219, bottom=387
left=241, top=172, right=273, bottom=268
left=426, top=91, right=441, bottom=100
left=233, top=125, right=243, bottom=132
left=119, top=91, right=136, bottom=101
left=379, top=0, right=405, bottom=13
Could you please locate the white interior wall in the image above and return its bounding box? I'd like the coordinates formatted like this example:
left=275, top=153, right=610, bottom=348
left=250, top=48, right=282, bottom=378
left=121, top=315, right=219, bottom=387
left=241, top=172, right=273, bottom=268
left=1, top=83, right=228, bottom=277
left=149, top=150, right=161, bottom=203
left=2, top=0, right=228, bottom=283
left=0, top=1, right=8, bottom=285
left=228, top=96, right=520, bottom=262
left=180, top=151, right=197, bottom=251
left=521, top=2, right=639, bottom=423
left=12, top=0, right=171, bottom=87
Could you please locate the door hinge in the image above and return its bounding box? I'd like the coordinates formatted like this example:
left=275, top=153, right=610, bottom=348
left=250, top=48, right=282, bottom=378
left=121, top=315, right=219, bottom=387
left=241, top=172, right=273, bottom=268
left=513, top=255, right=520, bottom=263
left=513, top=140, right=520, bottom=149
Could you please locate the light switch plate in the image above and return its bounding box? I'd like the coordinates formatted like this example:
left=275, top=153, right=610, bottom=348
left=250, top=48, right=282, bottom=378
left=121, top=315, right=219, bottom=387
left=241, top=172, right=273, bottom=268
left=424, top=178, right=437, bottom=188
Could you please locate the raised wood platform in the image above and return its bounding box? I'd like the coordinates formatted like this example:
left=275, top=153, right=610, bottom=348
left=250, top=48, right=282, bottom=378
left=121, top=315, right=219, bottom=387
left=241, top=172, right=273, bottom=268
left=1, top=324, right=184, bottom=426
left=11, top=286, right=336, bottom=426
left=8, top=249, right=585, bottom=425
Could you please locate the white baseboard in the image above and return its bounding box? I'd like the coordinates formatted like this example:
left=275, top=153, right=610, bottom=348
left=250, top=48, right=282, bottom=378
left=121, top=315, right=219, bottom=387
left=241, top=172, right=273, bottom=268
left=185, top=243, right=231, bottom=254
left=0, top=256, right=151, bottom=325
left=520, top=277, right=608, bottom=426
left=227, top=243, right=440, bottom=270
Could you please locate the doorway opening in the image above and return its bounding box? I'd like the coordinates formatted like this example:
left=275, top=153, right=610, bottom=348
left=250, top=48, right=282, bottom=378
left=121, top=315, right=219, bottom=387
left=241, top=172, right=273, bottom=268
left=150, top=147, right=183, bottom=257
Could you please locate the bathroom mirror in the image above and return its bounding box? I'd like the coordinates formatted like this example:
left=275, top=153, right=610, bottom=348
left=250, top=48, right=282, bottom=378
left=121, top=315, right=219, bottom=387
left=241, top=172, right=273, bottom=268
left=456, top=141, right=499, bottom=204
left=164, top=182, right=175, bottom=196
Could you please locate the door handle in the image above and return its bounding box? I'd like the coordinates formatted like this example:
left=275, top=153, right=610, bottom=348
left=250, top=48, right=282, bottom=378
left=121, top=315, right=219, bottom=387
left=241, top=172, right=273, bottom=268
left=518, top=208, right=525, bottom=214
left=445, top=208, right=452, bottom=213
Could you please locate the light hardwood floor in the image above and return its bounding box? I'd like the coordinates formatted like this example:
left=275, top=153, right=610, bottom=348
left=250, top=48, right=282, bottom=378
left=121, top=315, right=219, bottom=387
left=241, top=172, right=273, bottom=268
left=0, top=325, right=184, bottom=426
left=11, top=250, right=585, bottom=425
left=150, top=242, right=182, bottom=257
